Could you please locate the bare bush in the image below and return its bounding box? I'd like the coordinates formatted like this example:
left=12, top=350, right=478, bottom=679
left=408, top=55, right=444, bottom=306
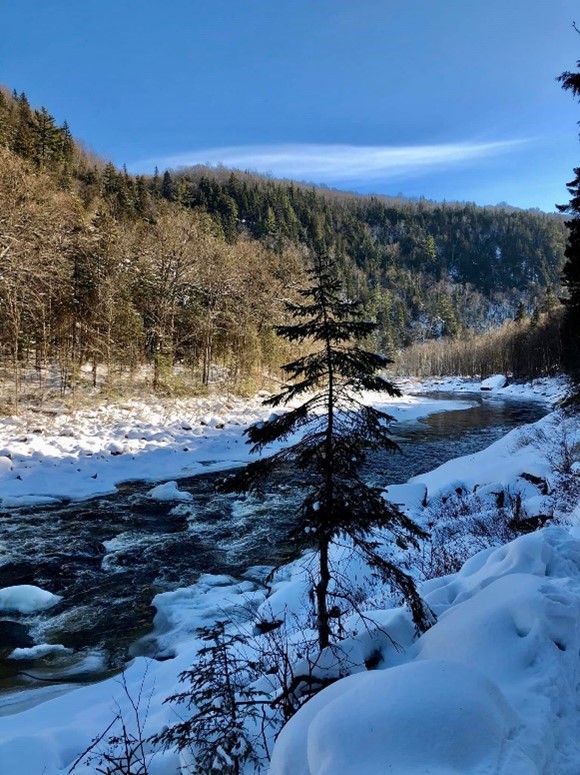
left=69, top=671, right=154, bottom=775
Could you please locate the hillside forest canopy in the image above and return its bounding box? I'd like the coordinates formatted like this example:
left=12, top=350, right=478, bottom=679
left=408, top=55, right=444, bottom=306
left=0, top=87, right=569, bottom=407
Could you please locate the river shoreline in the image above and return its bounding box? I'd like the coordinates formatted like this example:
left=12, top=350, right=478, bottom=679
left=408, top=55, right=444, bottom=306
left=0, top=377, right=573, bottom=774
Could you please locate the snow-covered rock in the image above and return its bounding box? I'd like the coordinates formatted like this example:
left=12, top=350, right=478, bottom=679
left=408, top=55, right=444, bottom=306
left=521, top=495, right=553, bottom=519
left=9, top=644, right=71, bottom=660
left=271, top=527, right=580, bottom=774
left=383, top=482, right=427, bottom=513
left=0, top=585, right=61, bottom=613
left=271, top=660, right=521, bottom=775
left=480, top=374, right=508, bottom=390
left=141, top=574, right=266, bottom=657
left=146, top=480, right=193, bottom=502
left=200, top=414, right=226, bottom=428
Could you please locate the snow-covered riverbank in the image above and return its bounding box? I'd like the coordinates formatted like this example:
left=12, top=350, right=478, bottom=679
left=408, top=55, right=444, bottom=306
left=0, top=390, right=473, bottom=507
left=398, top=374, right=569, bottom=404
left=1, top=377, right=578, bottom=774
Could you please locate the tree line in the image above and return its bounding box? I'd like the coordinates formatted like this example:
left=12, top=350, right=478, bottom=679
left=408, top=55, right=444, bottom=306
left=397, top=307, right=563, bottom=379
left=0, top=87, right=572, bottom=404
left=163, top=164, right=567, bottom=348
left=0, top=137, right=303, bottom=407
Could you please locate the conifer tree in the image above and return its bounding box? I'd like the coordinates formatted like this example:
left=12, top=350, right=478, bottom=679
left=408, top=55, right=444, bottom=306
left=514, top=300, right=527, bottom=324
left=557, top=47, right=580, bottom=399
left=13, top=92, right=35, bottom=159
left=161, top=170, right=174, bottom=200
left=60, top=120, right=74, bottom=162
left=222, top=253, right=432, bottom=650
left=33, top=106, right=60, bottom=167
left=155, top=622, right=264, bottom=775
left=151, top=166, right=161, bottom=198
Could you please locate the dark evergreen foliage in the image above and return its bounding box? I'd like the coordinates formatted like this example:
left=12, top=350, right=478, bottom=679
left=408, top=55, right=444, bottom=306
left=222, top=253, right=433, bottom=650
left=163, top=165, right=566, bottom=348
left=0, top=90, right=75, bottom=178
left=557, top=50, right=580, bottom=399
left=154, top=622, right=264, bottom=775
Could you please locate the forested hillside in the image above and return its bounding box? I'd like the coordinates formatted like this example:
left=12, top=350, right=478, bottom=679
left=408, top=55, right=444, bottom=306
left=0, top=88, right=569, bottom=402
left=0, top=90, right=304, bottom=405
left=165, top=166, right=567, bottom=350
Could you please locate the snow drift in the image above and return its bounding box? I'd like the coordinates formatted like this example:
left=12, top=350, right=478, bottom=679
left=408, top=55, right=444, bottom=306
left=270, top=527, right=580, bottom=775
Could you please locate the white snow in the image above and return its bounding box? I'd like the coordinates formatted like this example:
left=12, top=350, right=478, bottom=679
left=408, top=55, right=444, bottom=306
left=401, top=374, right=569, bottom=404
left=8, top=644, right=71, bottom=660
left=271, top=527, right=580, bottom=775
left=146, top=480, right=193, bottom=502
left=0, top=390, right=472, bottom=507
left=141, top=574, right=267, bottom=657
left=0, top=585, right=61, bottom=613
left=382, top=482, right=427, bottom=515
left=480, top=373, right=509, bottom=390
left=2, top=378, right=579, bottom=775
left=271, top=660, right=520, bottom=775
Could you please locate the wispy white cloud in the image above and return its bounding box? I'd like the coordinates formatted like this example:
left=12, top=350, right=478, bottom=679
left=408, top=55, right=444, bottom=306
left=132, top=139, right=528, bottom=182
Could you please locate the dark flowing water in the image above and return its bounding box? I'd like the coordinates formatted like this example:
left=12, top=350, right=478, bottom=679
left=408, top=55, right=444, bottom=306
left=0, top=392, right=547, bottom=695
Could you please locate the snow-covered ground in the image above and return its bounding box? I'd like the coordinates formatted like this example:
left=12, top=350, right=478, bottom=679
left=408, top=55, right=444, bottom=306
left=1, top=376, right=578, bottom=774
left=399, top=374, right=569, bottom=404
left=0, top=390, right=472, bottom=507
left=271, top=526, right=580, bottom=775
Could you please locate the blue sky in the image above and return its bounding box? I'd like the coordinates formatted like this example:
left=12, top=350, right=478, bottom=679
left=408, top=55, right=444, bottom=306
left=4, top=0, right=579, bottom=211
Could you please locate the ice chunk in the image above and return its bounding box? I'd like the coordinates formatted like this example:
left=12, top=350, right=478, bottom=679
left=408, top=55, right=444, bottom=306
left=9, top=643, right=72, bottom=660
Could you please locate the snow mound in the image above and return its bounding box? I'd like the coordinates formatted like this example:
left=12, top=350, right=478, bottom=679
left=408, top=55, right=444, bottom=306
left=271, top=527, right=580, bottom=774
left=382, top=482, right=427, bottom=513
left=270, top=659, right=520, bottom=775
left=481, top=374, right=508, bottom=390
left=9, top=644, right=71, bottom=660
left=422, top=526, right=580, bottom=613
left=0, top=585, right=62, bottom=613
left=146, top=480, right=193, bottom=502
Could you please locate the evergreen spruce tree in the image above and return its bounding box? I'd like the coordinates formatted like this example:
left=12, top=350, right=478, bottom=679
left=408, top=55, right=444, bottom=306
left=558, top=48, right=580, bottom=400
left=32, top=106, right=61, bottom=167
left=154, top=622, right=264, bottom=775
left=60, top=120, right=74, bottom=162
left=161, top=170, right=174, bottom=200
left=151, top=166, right=161, bottom=198
left=13, top=92, right=35, bottom=159
left=222, top=253, right=432, bottom=651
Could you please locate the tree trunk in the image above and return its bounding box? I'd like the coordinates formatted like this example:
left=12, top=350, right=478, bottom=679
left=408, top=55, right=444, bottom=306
left=316, top=534, right=331, bottom=650
left=318, top=289, right=334, bottom=651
